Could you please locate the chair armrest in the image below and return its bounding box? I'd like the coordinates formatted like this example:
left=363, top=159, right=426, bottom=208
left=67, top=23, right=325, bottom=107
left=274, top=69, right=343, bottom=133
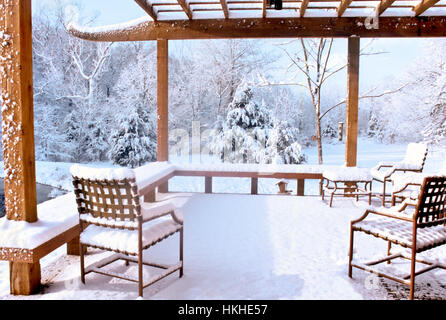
left=374, top=162, right=395, bottom=170
left=352, top=203, right=414, bottom=225
left=141, top=201, right=183, bottom=225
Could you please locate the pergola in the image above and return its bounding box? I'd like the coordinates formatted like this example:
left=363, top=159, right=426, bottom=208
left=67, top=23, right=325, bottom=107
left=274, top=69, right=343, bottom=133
left=0, top=0, right=446, bottom=295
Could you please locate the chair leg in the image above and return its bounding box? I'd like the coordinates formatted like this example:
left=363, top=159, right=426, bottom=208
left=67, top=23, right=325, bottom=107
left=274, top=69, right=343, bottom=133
left=382, top=180, right=386, bottom=207
left=409, top=246, right=417, bottom=300
left=179, top=228, right=184, bottom=278
left=387, top=241, right=392, bottom=265
left=348, top=226, right=354, bottom=278
left=80, top=243, right=85, bottom=284
left=138, top=250, right=143, bottom=297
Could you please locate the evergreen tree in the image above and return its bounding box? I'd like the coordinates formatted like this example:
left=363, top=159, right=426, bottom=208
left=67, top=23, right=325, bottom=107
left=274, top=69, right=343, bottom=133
left=108, top=105, right=157, bottom=168
left=211, top=81, right=305, bottom=164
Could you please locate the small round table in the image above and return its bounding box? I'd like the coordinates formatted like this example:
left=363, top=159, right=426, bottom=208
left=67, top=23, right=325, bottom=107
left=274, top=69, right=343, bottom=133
left=322, top=167, right=373, bottom=207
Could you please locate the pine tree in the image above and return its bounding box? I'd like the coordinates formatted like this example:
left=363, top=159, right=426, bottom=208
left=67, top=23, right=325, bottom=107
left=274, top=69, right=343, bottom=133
left=108, top=105, right=157, bottom=168
left=211, top=81, right=305, bottom=164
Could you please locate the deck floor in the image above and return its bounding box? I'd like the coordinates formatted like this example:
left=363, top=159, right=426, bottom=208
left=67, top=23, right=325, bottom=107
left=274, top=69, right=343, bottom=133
left=1, top=193, right=446, bottom=300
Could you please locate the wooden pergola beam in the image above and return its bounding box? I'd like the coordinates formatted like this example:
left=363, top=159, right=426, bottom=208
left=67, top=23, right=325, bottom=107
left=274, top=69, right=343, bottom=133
left=67, top=16, right=446, bottom=41
left=376, top=0, right=396, bottom=15
left=262, top=0, right=267, bottom=18
left=338, top=0, right=353, bottom=17
left=300, top=0, right=309, bottom=17
left=177, top=0, right=193, bottom=19
left=413, top=0, right=439, bottom=16
left=134, top=0, right=158, bottom=21
left=221, top=0, right=229, bottom=18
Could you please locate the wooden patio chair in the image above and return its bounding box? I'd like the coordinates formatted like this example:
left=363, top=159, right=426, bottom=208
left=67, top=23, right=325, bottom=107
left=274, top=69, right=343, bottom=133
left=370, top=142, right=428, bottom=206
left=391, top=160, right=446, bottom=206
left=348, top=176, right=446, bottom=300
left=71, top=165, right=184, bottom=297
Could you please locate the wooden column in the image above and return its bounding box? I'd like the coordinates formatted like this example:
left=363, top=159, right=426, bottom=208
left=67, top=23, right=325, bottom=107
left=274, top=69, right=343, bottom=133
left=0, top=0, right=40, bottom=295
left=205, top=177, right=212, bottom=194
left=251, top=178, right=258, bottom=195
left=345, top=36, right=360, bottom=167
left=157, top=39, right=169, bottom=193
left=297, top=179, right=305, bottom=196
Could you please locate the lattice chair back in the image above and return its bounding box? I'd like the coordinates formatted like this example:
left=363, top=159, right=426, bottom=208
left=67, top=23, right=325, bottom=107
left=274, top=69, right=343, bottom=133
left=415, top=176, right=446, bottom=228
left=402, top=143, right=428, bottom=170
left=71, top=165, right=141, bottom=223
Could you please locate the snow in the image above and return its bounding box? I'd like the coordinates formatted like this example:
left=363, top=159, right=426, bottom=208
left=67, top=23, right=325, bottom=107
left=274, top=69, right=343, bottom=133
left=70, top=164, right=135, bottom=181
left=0, top=192, right=78, bottom=249
left=1, top=139, right=446, bottom=300
left=354, top=215, right=446, bottom=250
left=323, top=167, right=372, bottom=182
left=80, top=219, right=181, bottom=255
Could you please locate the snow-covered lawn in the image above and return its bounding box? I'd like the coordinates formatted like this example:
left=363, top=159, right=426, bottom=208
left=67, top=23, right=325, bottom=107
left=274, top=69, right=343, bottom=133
left=0, top=138, right=445, bottom=300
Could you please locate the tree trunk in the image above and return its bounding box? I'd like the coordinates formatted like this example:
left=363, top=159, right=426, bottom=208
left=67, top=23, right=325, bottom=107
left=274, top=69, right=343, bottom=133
left=316, top=117, right=323, bottom=165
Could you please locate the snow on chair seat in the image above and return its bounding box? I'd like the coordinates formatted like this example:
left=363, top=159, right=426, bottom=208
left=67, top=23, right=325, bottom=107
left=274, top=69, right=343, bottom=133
left=391, top=160, right=446, bottom=206
left=353, top=216, right=446, bottom=251
left=80, top=219, right=182, bottom=255
left=71, top=164, right=184, bottom=297
left=370, top=142, right=428, bottom=206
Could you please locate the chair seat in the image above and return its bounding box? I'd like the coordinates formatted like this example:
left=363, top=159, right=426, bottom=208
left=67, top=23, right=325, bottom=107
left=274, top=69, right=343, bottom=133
left=80, top=219, right=182, bottom=255
left=370, top=167, right=392, bottom=182
left=354, top=216, right=446, bottom=251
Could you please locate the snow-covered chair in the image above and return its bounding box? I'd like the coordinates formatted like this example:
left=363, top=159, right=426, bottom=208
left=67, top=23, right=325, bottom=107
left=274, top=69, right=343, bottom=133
left=348, top=175, right=446, bottom=300
left=391, top=160, right=446, bottom=205
left=71, top=165, right=184, bottom=297
left=370, top=142, right=428, bottom=206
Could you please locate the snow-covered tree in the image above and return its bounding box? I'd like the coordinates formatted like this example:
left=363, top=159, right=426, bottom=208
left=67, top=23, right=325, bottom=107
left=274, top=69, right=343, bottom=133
left=108, top=105, right=157, bottom=168
left=210, top=81, right=305, bottom=164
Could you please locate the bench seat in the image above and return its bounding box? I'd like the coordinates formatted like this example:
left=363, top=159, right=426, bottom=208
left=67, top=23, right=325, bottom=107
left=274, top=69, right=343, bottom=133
left=0, top=193, right=79, bottom=263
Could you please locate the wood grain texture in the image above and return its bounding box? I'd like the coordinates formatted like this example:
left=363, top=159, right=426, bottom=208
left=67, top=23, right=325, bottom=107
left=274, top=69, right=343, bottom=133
left=68, top=17, right=446, bottom=41
left=0, top=0, right=37, bottom=222
left=345, top=37, right=360, bottom=167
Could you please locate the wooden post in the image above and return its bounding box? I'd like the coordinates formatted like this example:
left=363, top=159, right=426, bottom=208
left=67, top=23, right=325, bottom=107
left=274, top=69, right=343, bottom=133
left=345, top=36, right=359, bottom=167
left=345, top=36, right=360, bottom=196
left=251, top=178, right=258, bottom=195
left=0, top=0, right=41, bottom=295
left=157, top=39, right=169, bottom=193
left=205, top=176, right=212, bottom=194
left=297, top=179, right=305, bottom=196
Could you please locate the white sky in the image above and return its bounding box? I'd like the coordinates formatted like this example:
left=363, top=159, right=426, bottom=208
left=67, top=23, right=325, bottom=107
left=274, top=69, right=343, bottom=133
left=32, top=0, right=431, bottom=91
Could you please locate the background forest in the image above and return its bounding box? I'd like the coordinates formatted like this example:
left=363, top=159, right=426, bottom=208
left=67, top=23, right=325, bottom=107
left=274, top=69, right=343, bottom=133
left=2, top=3, right=445, bottom=168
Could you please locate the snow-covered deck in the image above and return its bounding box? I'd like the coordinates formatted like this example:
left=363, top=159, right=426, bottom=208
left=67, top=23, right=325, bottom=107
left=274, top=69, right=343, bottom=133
left=1, top=193, right=445, bottom=300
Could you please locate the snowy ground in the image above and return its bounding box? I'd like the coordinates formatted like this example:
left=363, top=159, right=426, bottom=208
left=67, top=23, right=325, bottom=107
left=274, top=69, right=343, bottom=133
left=0, top=138, right=446, bottom=300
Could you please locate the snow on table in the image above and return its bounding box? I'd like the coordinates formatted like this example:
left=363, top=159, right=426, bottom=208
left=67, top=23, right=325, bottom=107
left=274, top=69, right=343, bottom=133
left=323, top=167, right=373, bottom=182
left=0, top=192, right=78, bottom=250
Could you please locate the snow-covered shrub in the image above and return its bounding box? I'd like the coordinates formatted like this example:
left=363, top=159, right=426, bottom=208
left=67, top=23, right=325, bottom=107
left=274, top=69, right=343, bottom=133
left=210, top=81, right=306, bottom=164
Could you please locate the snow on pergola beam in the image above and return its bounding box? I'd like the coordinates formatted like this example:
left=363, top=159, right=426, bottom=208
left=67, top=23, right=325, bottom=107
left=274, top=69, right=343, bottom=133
left=134, top=0, right=158, bottom=21
left=67, top=16, right=446, bottom=41
left=413, top=0, right=440, bottom=16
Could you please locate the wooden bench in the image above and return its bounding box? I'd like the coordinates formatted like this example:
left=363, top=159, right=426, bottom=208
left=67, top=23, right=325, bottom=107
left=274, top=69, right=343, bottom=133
left=0, top=193, right=80, bottom=294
